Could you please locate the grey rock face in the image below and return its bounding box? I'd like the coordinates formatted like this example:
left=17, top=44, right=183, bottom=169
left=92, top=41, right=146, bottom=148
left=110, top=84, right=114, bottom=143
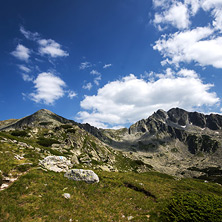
left=39, top=156, right=72, bottom=172
left=64, top=169, right=99, bottom=183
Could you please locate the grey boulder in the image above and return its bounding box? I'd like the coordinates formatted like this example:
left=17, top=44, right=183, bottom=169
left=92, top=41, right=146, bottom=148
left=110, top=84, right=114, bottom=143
left=39, top=156, right=72, bottom=172
left=64, top=169, right=99, bottom=183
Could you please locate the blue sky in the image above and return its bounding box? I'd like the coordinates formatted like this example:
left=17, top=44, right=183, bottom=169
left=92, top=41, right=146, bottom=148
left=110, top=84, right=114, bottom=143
left=1, top=0, right=222, bottom=128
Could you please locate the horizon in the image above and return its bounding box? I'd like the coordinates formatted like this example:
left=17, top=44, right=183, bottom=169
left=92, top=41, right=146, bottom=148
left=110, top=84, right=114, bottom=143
left=1, top=0, right=222, bottom=128
left=1, top=106, right=221, bottom=130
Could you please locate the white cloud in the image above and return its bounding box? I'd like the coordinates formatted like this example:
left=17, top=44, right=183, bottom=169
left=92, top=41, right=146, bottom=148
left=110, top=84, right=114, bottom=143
left=185, top=0, right=201, bottom=15
left=94, top=76, right=101, bottom=86
left=153, top=0, right=222, bottom=31
left=18, top=65, right=31, bottom=73
left=77, top=72, right=219, bottom=128
left=153, top=26, right=222, bottom=68
left=29, top=72, right=66, bottom=105
left=79, top=61, right=92, bottom=70
left=201, top=0, right=222, bottom=11
left=103, top=64, right=112, bottom=69
left=68, top=90, right=77, bottom=99
left=153, top=1, right=190, bottom=29
left=90, top=70, right=102, bottom=85
left=90, top=70, right=101, bottom=75
left=11, top=44, right=30, bottom=62
left=20, top=26, right=39, bottom=40
left=22, top=74, right=34, bottom=82
left=38, top=39, right=69, bottom=58
left=82, top=82, right=93, bottom=90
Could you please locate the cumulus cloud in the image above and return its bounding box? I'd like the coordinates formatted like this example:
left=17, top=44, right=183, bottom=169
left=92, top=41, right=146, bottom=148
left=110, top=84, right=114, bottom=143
left=29, top=72, right=66, bottom=105
left=77, top=72, right=219, bottom=128
left=11, top=44, right=30, bottom=62
left=153, top=0, right=222, bottom=31
left=79, top=61, right=92, bottom=70
left=103, top=64, right=112, bottom=69
left=153, top=26, right=222, bottom=68
left=153, top=1, right=190, bottom=30
left=82, top=82, right=93, bottom=90
left=38, top=39, right=69, bottom=58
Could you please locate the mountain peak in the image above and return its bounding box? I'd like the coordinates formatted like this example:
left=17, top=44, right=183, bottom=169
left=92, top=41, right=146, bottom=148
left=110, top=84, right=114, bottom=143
left=0, top=109, right=72, bottom=131
left=34, top=109, right=54, bottom=115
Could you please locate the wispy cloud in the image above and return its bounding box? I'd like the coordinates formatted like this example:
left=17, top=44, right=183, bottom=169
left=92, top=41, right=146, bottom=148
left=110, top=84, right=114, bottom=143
left=20, top=26, right=40, bottom=41
left=18, top=64, right=31, bottom=73
left=103, top=64, right=112, bottom=69
left=90, top=69, right=101, bottom=75
left=38, top=39, right=69, bottom=58
left=22, top=74, right=34, bottom=82
left=19, top=26, right=69, bottom=59
left=79, top=61, right=92, bottom=70
left=94, top=76, right=101, bottom=86
left=11, top=44, right=30, bottom=62
left=90, top=69, right=102, bottom=85
left=68, top=90, right=77, bottom=99
left=29, top=72, right=66, bottom=105
left=82, top=82, right=93, bottom=90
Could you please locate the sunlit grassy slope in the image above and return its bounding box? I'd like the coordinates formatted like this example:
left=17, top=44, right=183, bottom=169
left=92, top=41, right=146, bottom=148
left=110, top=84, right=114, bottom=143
left=0, top=169, right=222, bottom=221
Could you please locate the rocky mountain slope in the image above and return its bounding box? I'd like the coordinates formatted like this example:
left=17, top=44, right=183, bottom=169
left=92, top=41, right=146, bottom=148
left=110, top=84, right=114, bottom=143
left=1, top=108, right=222, bottom=221
left=1, top=108, right=222, bottom=183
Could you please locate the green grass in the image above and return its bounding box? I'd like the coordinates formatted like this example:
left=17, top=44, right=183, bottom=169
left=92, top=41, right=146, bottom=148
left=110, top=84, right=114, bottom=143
left=0, top=169, right=222, bottom=221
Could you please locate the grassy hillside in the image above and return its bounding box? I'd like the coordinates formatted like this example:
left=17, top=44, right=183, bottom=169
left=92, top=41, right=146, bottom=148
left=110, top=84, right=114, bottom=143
left=0, top=169, right=222, bottom=221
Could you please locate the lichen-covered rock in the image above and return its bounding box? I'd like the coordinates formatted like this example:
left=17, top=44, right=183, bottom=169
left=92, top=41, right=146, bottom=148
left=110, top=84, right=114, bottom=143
left=64, top=169, right=99, bottom=183
left=39, top=156, right=72, bottom=172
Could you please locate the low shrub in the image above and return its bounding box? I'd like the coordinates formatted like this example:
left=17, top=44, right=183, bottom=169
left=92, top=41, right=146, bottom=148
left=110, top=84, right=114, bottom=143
left=60, top=124, right=73, bottom=129
left=11, top=130, right=28, bottom=137
left=39, top=122, right=52, bottom=126
left=37, top=137, right=60, bottom=147
left=67, top=129, right=76, bottom=133
left=160, top=192, right=222, bottom=221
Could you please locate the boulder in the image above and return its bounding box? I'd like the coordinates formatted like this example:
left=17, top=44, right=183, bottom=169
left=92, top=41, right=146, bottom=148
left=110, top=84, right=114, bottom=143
left=63, top=193, right=71, bottom=199
left=64, top=169, right=99, bottom=183
left=39, top=156, right=72, bottom=172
